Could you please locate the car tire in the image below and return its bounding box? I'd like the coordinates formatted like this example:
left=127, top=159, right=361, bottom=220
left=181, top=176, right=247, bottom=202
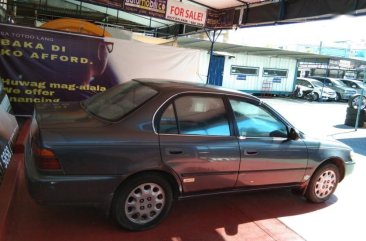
left=312, top=93, right=319, bottom=101
left=345, top=118, right=365, bottom=127
left=348, top=95, right=366, bottom=110
left=335, top=93, right=342, bottom=102
left=305, top=164, right=339, bottom=203
left=346, top=107, right=365, bottom=118
left=112, top=173, right=173, bottom=231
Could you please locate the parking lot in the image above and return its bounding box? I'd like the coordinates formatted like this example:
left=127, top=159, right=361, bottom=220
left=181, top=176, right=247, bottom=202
left=264, top=98, right=366, bottom=241
left=1, top=98, right=365, bottom=241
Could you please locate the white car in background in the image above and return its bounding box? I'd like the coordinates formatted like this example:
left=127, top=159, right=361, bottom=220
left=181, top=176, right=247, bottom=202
left=296, top=78, right=337, bottom=101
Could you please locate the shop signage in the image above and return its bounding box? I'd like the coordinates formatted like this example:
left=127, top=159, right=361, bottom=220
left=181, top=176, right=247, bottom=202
left=0, top=23, right=201, bottom=116
left=166, top=0, right=206, bottom=27
left=206, top=8, right=235, bottom=29
left=124, top=0, right=167, bottom=19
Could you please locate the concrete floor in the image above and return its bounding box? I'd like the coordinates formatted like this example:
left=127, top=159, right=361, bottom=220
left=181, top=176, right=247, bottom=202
left=263, top=98, right=366, bottom=241
left=1, top=98, right=365, bottom=241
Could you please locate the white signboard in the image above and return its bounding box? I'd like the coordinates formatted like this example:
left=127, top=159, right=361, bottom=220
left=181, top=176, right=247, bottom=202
left=166, top=0, right=207, bottom=27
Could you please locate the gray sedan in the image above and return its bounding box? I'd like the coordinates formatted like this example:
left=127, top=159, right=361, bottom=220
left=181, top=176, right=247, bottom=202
left=25, top=79, right=355, bottom=231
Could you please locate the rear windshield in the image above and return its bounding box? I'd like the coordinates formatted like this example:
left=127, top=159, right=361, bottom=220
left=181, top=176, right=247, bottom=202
left=81, top=80, right=158, bottom=121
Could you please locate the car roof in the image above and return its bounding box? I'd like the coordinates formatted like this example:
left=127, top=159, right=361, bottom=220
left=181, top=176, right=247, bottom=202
left=298, top=77, right=322, bottom=83
left=341, top=79, right=362, bottom=83
left=310, top=76, right=340, bottom=81
left=134, top=78, right=259, bottom=101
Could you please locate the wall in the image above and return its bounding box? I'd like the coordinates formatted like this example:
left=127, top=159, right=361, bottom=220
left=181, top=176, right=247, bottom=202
left=197, top=51, right=297, bottom=94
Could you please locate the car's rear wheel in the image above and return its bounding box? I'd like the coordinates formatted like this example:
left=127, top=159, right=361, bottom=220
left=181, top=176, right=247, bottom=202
left=305, top=164, right=339, bottom=203
left=112, top=174, right=173, bottom=231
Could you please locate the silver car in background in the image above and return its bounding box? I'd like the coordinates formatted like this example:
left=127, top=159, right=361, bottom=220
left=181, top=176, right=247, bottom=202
left=310, top=76, right=357, bottom=101
left=340, top=79, right=366, bottom=95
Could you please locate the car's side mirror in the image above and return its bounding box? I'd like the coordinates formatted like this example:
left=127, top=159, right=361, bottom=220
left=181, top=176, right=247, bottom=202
left=288, top=128, right=300, bottom=140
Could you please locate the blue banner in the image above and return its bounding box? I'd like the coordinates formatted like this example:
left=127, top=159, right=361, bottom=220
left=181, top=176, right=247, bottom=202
left=0, top=24, right=119, bottom=115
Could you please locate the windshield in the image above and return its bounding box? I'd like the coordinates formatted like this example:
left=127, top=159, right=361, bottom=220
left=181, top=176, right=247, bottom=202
left=82, top=80, right=158, bottom=121
left=310, top=80, right=324, bottom=88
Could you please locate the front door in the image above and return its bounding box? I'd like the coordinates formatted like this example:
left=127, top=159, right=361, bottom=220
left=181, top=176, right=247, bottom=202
left=228, top=98, right=308, bottom=186
left=208, top=55, right=225, bottom=86
left=158, top=94, right=240, bottom=193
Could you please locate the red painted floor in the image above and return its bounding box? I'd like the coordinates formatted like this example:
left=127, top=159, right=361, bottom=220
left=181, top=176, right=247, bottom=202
left=0, top=120, right=333, bottom=241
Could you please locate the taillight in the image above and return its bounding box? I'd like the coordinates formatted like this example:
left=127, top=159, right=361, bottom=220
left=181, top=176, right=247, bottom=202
left=32, top=143, right=62, bottom=170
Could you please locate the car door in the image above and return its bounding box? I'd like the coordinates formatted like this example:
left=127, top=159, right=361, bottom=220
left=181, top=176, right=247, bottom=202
left=158, top=94, right=240, bottom=193
left=228, top=98, right=308, bottom=186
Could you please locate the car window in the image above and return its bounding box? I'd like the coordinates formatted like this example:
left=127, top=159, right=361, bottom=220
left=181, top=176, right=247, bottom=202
left=229, top=99, right=287, bottom=138
left=296, top=79, right=304, bottom=86
left=82, top=80, right=158, bottom=121
left=341, top=80, right=351, bottom=87
left=332, top=79, right=347, bottom=87
left=159, top=95, right=231, bottom=136
left=159, top=104, right=178, bottom=134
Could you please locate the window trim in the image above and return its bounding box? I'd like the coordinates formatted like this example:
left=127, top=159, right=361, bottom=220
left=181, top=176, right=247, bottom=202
left=228, top=97, right=289, bottom=138
left=262, top=68, right=288, bottom=77
left=230, top=65, right=259, bottom=76
left=156, top=93, right=234, bottom=137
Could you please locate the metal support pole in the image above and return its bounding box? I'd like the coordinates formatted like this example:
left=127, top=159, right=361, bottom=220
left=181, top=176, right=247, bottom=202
left=205, top=29, right=222, bottom=84
left=354, top=68, right=366, bottom=131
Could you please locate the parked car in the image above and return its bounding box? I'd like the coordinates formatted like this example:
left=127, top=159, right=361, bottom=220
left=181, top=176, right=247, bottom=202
left=340, top=79, right=366, bottom=109
left=296, top=78, right=337, bottom=101
left=25, top=79, right=355, bottom=231
left=0, top=80, right=18, bottom=174
left=340, top=79, right=366, bottom=95
left=310, top=76, right=357, bottom=101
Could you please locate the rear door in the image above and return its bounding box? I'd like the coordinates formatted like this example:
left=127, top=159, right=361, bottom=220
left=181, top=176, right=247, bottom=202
left=158, top=94, right=240, bottom=193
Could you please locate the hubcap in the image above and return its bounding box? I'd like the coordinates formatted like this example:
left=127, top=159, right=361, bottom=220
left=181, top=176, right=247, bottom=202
left=125, top=183, right=165, bottom=224
left=314, top=170, right=337, bottom=199
left=351, top=96, right=366, bottom=109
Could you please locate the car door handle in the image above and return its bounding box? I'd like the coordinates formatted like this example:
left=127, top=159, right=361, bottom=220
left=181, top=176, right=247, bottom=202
left=244, top=150, right=258, bottom=155
left=166, top=148, right=183, bottom=155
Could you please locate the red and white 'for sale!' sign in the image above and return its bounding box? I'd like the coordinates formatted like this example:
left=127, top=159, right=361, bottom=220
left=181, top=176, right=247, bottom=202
left=166, top=0, right=207, bottom=27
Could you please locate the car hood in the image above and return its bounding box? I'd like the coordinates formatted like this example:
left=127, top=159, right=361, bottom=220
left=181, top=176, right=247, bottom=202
left=302, top=134, right=352, bottom=151
left=35, top=102, right=108, bottom=129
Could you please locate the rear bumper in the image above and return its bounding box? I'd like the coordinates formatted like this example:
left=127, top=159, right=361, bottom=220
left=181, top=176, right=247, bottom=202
left=24, top=143, right=125, bottom=207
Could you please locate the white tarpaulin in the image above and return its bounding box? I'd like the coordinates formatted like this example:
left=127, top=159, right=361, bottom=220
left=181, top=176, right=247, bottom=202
left=106, top=38, right=203, bottom=83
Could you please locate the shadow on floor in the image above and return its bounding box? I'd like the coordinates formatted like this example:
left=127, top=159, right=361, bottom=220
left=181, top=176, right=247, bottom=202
left=6, top=165, right=334, bottom=241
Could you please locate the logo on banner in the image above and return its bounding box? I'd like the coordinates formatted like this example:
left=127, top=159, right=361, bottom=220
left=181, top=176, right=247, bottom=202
left=166, top=0, right=206, bottom=27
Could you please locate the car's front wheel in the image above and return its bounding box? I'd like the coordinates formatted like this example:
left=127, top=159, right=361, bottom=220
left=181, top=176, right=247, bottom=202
left=305, top=164, right=339, bottom=203
left=112, top=174, right=173, bottom=231
left=348, top=94, right=366, bottom=110
left=335, top=93, right=342, bottom=102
